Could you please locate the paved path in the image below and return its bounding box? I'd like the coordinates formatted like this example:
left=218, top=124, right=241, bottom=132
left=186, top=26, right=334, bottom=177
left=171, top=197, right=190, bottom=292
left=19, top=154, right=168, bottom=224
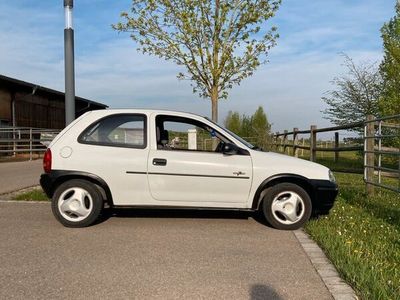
left=0, top=160, right=42, bottom=194
left=0, top=202, right=332, bottom=300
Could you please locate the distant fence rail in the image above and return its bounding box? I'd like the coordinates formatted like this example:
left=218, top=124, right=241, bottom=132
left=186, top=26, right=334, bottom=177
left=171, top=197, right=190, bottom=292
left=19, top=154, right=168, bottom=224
left=272, top=121, right=364, bottom=162
left=271, top=114, right=400, bottom=194
left=0, top=127, right=60, bottom=160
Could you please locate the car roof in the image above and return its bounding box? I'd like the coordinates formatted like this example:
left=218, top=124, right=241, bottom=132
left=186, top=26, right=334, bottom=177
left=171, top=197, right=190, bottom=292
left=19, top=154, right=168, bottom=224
left=89, top=108, right=208, bottom=120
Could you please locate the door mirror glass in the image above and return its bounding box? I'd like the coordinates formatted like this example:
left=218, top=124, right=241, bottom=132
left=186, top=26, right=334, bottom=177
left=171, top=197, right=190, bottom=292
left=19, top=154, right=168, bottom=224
left=222, top=143, right=239, bottom=155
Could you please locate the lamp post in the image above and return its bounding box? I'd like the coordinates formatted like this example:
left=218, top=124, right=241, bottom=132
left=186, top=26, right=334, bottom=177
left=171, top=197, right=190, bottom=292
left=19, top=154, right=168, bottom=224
left=64, top=0, right=75, bottom=125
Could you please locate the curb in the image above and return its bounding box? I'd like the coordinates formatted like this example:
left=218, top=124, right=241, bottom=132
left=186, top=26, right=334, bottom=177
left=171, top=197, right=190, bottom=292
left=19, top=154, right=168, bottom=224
left=0, top=200, right=49, bottom=203
left=294, top=230, right=358, bottom=300
left=0, top=185, right=45, bottom=202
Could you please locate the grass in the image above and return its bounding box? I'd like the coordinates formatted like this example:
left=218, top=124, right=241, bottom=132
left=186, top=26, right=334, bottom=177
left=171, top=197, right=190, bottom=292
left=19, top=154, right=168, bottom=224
left=314, top=155, right=364, bottom=173
left=281, top=147, right=365, bottom=173
left=305, top=172, right=400, bottom=299
left=13, top=188, right=49, bottom=201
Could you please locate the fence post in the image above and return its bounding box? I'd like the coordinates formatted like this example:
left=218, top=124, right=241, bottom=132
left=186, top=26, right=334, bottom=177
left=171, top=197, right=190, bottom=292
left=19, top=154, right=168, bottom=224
left=29, top=128, right=33, bottom=161
left=12, top=127, right=16, bottom=157
left=293, top=128, right=298, bottom=157
left=334, top=132, right=339, bottom=163
left=310, top=125, right=317, bottom=162
left=283, top=130, right=288, bottom=154
left=274, top=132, right=279, bottom=151
left=365, top=115, right=375, bottom=195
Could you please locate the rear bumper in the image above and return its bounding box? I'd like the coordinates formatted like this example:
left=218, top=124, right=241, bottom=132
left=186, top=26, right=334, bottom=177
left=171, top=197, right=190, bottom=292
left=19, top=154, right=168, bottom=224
left=40, top=173, right=54, bottom=198
left=309, top=179, right=338, bottom=215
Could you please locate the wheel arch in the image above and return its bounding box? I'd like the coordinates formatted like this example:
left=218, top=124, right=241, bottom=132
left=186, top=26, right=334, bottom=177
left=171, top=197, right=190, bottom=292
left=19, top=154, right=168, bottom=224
left=251, top=174, right=314, bottom=210
left=46, top=171, right=114, bottom=206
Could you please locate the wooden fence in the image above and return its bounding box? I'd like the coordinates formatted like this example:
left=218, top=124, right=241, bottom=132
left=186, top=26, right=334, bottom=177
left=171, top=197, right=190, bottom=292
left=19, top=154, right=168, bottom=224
left=272, top=121, right=364, bottom=162
left=271, top=115, right=400, bottom=194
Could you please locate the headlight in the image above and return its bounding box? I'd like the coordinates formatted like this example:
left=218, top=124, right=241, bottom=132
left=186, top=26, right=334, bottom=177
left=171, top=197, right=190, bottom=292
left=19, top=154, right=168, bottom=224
left=328, top=170, right=336, bottom=183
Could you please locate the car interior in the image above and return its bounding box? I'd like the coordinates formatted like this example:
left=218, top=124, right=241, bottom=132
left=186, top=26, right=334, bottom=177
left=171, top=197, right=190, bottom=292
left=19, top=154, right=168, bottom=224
left=155, top=115, right=230, bottom=152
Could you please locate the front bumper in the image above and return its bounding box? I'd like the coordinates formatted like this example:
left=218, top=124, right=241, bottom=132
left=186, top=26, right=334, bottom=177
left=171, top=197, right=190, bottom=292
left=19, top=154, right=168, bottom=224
left=309, top=179, right=338, bottom=215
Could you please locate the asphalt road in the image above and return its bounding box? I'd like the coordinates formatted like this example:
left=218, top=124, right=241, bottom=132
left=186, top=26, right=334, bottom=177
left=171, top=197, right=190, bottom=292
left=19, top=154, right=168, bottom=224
left=0, top=202, right=332, bottom=300
left=0, top=160, right=43, bottom=194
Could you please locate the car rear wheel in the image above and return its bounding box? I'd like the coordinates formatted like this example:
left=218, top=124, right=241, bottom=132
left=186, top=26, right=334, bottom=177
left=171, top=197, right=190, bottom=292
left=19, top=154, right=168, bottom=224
left=262, top=183, right=312, bottom=230
left=51, top=179, right=103, bottom=228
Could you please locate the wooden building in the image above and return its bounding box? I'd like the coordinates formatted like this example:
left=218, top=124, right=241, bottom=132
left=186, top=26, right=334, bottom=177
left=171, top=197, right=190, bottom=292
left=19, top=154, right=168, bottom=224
left=0, top=74, right=108, bottom=129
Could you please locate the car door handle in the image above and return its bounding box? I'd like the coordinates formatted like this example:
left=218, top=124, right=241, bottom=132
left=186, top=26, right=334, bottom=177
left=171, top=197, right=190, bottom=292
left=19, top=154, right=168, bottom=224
left=153, top=158, right=167, bottom=166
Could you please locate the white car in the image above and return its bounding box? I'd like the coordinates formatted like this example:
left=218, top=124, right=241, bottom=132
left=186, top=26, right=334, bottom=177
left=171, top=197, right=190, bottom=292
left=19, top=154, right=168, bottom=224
left=40, top=109, right=338, bottom=229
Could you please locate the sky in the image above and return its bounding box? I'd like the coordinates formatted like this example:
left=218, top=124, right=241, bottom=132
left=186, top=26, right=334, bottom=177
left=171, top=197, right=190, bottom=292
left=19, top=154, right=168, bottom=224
left=0, top=0, right=396, bottom=133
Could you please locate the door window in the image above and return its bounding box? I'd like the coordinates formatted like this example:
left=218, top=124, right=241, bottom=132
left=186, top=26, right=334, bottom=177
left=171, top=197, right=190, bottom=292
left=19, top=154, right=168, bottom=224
left=155, top=115, right=229, bottom=152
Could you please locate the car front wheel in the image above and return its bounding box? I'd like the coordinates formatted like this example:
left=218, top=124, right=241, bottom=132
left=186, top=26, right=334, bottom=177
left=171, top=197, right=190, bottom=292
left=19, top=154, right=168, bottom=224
left=51, top=179, right=103, bottom=228
left=262, top=183, right=312, bottom=230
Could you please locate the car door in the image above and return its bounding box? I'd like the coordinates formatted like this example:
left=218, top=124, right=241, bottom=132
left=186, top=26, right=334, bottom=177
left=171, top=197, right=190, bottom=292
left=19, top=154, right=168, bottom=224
left=147, top=114, right=253, bottom=206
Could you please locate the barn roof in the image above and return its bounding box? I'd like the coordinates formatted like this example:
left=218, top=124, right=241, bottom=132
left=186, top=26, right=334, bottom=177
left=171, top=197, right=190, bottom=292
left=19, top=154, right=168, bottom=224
left=0, top=74, right=108, bottom=108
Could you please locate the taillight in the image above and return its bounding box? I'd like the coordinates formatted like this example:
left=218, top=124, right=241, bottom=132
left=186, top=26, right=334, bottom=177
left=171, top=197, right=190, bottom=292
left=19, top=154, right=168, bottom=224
left=43, top=148, right=52, bottom=173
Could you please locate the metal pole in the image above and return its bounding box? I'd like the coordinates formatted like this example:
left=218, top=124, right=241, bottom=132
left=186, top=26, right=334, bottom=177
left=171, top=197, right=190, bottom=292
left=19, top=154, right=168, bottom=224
left=12, top=97, right=16, bottom=157
left=64, top=0, right=75, bottom=126
left=29, top=128, right=32, bottom=161
left=378, top=120, right=382, bottom=185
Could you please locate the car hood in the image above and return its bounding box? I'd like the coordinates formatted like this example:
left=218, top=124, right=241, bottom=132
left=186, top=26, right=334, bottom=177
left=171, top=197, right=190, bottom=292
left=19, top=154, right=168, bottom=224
left=250, top=150, right=330, bottom=181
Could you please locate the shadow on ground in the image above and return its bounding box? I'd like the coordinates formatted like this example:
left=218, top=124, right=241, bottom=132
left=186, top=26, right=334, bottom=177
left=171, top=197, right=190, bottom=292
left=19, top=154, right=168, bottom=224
left=96, top=207, right=272, bottom=228
left=250, top=284, right=283, bottom=300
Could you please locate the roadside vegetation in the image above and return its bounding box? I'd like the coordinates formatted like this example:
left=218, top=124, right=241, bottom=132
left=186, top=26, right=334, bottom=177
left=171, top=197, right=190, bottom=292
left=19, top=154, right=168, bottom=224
left=305, top=172, right=400, bottom=299
left=13, top=188, right=49, bottom=201
left=224, top=106, right=271, bottom=149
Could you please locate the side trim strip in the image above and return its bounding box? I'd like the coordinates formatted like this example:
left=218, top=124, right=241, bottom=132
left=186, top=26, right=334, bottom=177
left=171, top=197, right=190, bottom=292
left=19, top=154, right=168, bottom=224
left=150, top=172, right=250, bottom=179
left=126, top=171, right=250, bottom=179
left=126, top=171, right=147, bottom=175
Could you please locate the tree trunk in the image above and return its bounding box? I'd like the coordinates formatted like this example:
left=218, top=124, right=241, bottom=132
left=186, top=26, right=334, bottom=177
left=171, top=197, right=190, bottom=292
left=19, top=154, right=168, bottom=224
left=211, top=86, right=218, bottom=123
left=210, top=86, right=219, bottom=150
left=211, top=0, right=220, bottom=124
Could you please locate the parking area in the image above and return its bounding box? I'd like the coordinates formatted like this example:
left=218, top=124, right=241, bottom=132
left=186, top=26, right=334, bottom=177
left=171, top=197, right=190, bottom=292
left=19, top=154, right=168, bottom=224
left=0, top=202, right=332, bottom=299
left=0, top=160, right=43, bottom=194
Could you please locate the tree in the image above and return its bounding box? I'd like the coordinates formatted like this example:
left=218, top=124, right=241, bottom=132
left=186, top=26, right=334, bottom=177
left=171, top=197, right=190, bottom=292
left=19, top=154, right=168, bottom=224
left=322, top=54, right=381, bottom=127
left=240, top=114, right=253, bottom=137
left=251, top=106, right=271, bottom=148
left=380, top=2, right=400, bottom=116
left=113, top=0, right=281, bottom=122
left=224, top=111, right=241, bottom=134
left=224, top=106, right=271, bottom=148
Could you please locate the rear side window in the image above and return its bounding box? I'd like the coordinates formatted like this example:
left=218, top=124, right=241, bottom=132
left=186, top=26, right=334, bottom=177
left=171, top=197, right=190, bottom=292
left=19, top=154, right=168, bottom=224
left=78, top=114, right=146, bottom=149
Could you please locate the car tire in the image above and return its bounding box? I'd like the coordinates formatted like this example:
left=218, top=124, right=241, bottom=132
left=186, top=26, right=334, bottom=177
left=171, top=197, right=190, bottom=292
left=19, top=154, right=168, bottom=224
left=51, top=179, right=103, bottom=228
left=262, top=183, right=312, bottom=230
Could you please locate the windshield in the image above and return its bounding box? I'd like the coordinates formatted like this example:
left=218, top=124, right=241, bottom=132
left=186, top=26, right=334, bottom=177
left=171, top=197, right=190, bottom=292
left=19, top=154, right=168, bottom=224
left=205, top=118, right=255, bottom=149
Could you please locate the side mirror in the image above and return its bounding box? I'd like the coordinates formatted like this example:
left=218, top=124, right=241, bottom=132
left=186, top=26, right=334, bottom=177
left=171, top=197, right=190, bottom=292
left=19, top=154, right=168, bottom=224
left=222, top=143, right=239, bottom=155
